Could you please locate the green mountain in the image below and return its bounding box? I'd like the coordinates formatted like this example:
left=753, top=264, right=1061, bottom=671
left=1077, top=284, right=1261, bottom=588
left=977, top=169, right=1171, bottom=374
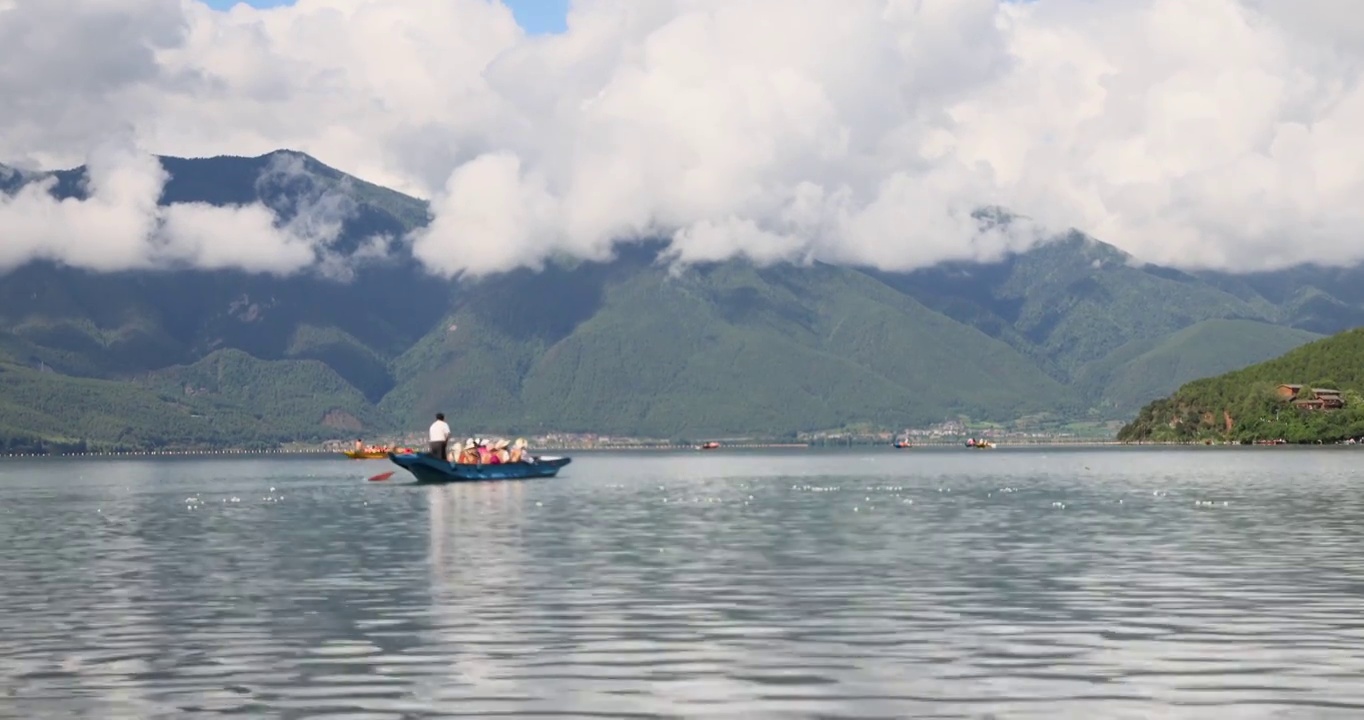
left=2, top=155, right=449, bottom=371
left=1195, top=265, right=1364, bottom=334
left=1073, top=319, right=1323, bottom=415
left=382, top=251, right=1075, bottom=437
left=1118, top=328, right=1364, bottom=444
left=875, top=235, right=1276, bottom=375
left=0, top=349, right=380, bottom=452
left=3, top=149, right=1364, bottom=450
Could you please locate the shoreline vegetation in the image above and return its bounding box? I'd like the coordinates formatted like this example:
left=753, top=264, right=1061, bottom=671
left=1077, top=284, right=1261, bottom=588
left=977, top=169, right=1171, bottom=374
left=1118, top=328, right=1364, bottom=445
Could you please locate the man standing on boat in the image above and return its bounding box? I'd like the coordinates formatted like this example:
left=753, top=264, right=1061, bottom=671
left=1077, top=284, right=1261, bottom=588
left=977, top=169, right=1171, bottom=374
left=428, top=413, right=451, bottom=459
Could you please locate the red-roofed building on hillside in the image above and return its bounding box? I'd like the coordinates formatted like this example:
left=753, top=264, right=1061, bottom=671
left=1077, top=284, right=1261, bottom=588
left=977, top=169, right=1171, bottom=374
left=1276, top=384, right=1345, bottom=410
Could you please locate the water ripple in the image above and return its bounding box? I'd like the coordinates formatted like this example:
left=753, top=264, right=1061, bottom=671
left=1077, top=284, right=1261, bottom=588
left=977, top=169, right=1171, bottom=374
left=1, top=449, right=1363, bottom=718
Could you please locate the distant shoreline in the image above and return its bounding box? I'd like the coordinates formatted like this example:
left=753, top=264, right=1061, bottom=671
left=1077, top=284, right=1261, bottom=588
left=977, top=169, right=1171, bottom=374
left=3, top=438, right=1359, bottom=459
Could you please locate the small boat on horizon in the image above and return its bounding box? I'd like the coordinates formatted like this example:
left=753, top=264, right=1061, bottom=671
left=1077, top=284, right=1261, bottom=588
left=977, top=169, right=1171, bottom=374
left=965, top=438, right=996, bottom=449
left=387, top=451, right=571, bottom=483
left=698, top=441, right=721, bottom=450
left=342, top=448, right=391, bottom=459
left=343, top=439, right=413, bottom=459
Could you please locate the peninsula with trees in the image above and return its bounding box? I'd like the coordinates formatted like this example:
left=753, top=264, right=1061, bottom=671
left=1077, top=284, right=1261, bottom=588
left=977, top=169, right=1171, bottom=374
left=1118, top=328, right=1364, bottom=444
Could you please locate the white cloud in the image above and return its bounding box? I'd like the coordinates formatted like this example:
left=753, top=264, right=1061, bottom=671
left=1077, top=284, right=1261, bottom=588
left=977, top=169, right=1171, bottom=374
left=2, top=0, right=1363, bottom=277
left=0, top=141, right=164, bottom=273
left=0, top=139, right=354, bottom=274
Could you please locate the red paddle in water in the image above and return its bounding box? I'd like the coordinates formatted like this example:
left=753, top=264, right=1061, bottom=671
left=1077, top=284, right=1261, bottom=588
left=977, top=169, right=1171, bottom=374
left=367, top=471, right=395, bottom=482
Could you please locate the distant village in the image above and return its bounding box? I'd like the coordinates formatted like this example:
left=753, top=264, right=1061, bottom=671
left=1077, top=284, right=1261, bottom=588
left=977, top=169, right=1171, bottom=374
left=324, top=416, right=1123, bottom=452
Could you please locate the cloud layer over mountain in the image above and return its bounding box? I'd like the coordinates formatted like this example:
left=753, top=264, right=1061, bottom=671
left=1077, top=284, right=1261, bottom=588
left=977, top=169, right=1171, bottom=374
left=0, top=141, right=359, bottom=274
left=2, top=0, right=1362, bottom=277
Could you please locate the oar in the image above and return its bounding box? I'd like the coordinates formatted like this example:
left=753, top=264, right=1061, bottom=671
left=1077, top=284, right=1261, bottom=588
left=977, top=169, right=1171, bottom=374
left=367, top=471, right=395, bottom=482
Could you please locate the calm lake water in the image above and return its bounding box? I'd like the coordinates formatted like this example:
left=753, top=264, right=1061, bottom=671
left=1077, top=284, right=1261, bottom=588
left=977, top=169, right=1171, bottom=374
left=1, top=447, right=1363, bottom=719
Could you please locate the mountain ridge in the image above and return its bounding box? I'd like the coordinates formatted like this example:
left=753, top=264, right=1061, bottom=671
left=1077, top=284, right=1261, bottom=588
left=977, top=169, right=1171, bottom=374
left=3, top=150, right=1363, bottom=450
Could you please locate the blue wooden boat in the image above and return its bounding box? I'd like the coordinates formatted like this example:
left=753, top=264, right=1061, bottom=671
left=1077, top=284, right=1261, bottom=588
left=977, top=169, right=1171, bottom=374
left=386, top=451, right=571, bottom=483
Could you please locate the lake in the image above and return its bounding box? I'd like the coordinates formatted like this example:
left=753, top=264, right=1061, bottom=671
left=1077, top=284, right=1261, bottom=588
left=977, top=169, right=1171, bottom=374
left=1, top=447, right=1362, bottom=719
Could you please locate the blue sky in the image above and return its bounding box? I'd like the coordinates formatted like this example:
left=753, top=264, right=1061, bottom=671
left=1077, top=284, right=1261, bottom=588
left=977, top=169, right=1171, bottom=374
left=199, top=0, right=569, bottom=34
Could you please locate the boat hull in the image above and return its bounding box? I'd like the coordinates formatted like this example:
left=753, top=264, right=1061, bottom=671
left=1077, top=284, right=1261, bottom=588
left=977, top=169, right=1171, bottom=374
left=387, top=452, right=571, bottom=483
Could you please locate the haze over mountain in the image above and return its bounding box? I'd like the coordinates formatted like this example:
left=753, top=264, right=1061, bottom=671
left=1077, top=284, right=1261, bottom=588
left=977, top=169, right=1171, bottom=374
left=3, top=1, right=1364, bottom=448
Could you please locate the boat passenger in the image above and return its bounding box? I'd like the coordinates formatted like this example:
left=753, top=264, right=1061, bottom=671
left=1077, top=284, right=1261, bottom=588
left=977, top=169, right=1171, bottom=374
left=509, top=438, right=527, bottom=463
left=455, top=438, right=476, bottom=464
left=492, top=439, right=511, bottom=464
left=475, top=440, right=494, bottom=464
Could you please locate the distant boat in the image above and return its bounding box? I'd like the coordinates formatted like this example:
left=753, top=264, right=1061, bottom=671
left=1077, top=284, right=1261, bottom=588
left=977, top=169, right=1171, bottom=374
left=893, top=439, right=912, bottom=448
left=387, top=451, right=571, bottom=483
left=342, top=449, right=389, bottom=459
left=698, top=441, right=721, bottom=450
left=965, top=439, right=996, bottom=449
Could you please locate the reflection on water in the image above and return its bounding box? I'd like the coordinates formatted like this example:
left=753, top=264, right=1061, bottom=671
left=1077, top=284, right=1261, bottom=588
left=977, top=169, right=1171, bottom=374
left=1, top=448, right=1364, bottom=718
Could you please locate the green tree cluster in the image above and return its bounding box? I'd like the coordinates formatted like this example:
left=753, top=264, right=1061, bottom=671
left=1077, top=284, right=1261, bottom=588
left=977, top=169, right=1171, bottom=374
left=1118, top=328, right=1364, bottom=443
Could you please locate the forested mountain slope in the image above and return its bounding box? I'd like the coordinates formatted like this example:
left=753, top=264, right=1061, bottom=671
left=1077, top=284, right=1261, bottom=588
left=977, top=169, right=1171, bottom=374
left=1119, top=329, right=1364, bottom=443
left=3, top=151, right=1361, bottom=449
